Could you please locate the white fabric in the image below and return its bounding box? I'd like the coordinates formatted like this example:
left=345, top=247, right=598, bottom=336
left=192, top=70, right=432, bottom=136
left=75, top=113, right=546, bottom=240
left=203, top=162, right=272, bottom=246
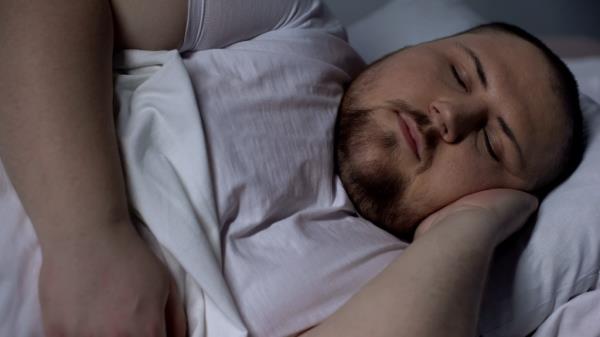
left=114, top=49, right=248, bottom=337
left=533, top=287, right=600, bottom=337
left=179, top=0, right=354, bottom=53
left=567, top=56, right=600, bottom=103
left=0, top=161, right=43, bottom=337
left=179, top=1, right=406, bottom=336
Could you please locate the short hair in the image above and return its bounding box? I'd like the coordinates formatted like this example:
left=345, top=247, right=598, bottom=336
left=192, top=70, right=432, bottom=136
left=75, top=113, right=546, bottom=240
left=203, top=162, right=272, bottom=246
left=463, top=22, right=586, bottom=197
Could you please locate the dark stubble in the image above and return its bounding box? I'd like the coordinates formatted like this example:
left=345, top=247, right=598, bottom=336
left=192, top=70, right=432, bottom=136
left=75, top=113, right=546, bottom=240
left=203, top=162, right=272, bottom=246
left=334, top=99, right=437, bottom=241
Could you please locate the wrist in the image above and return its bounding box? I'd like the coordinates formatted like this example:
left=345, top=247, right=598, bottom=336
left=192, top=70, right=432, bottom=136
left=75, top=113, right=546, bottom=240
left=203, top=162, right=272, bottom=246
left=422, top=211, right=501, bottom=250
left=39, top=218, right=138, bottom=257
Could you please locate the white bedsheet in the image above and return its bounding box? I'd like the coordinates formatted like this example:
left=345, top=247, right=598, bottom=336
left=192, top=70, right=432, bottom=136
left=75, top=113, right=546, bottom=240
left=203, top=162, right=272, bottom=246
left=0, top=49, right=247, bottom=337
left=533, top=287, right=600, bottom=337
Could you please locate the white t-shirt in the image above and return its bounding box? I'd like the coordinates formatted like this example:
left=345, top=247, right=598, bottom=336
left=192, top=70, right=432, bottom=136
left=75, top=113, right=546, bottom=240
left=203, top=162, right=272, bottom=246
left=178, top=1, right=406, bottom=335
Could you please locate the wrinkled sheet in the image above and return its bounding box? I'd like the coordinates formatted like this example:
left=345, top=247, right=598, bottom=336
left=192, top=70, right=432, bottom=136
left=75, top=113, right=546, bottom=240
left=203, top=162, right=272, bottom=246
left=0, top=49, right=248, bottom=337
left=533, top=286, right=600, bottom=337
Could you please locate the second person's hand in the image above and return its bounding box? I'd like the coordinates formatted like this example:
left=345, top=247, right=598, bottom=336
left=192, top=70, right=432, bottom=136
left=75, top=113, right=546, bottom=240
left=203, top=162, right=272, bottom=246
left=38, top=221, right=187, bottom=337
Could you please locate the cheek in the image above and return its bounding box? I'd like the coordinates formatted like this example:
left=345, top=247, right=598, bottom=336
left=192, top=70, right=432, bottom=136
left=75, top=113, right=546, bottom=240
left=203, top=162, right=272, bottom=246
left=406, top=146, right=503, bottom=213
left=369, top=55, right=445, bottom=107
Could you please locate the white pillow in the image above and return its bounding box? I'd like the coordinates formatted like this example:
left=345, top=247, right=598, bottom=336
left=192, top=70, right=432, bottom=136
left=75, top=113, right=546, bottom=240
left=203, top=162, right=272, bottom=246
left=346, top=0, right=485, bottom=63
left=346, top=1, right=600, bottom=336
left=567, top=57, right=600, bottom=103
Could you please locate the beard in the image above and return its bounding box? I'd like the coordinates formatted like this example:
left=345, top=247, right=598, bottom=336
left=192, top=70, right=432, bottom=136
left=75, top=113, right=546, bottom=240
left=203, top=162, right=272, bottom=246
left=335, top=98, right=437, bottom=241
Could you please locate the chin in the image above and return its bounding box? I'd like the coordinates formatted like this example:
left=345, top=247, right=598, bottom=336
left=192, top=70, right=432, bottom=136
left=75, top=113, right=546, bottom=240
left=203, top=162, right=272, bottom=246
left=337, top=157, right=421, bottom=241
left=335, top=101, right=422, bottom=241
left=374, top=210, right=421, bottom=242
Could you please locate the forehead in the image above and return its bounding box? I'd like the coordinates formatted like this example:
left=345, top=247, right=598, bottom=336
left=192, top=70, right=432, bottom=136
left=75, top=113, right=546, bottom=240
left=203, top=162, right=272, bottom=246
left=447, top=32, right=555, bottom=107
left=430, top=31, right=568, bottom=184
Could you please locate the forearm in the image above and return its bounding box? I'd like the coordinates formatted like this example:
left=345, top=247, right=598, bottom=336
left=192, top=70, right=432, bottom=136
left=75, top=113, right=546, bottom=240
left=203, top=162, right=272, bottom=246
left=302, top=215, right=496, bottom=337
left=0, top=0, right=131, bottom=252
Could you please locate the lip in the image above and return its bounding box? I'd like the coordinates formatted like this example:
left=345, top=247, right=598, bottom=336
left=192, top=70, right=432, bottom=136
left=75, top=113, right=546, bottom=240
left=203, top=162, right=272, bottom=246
left=397, top=113, right=423, bottom=161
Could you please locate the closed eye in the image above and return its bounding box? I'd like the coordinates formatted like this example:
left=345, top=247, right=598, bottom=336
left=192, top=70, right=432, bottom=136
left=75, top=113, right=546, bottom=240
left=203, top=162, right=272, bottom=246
left=451, top=65, right=467, bottom=92
left=483, top=129, right=500, bottom=162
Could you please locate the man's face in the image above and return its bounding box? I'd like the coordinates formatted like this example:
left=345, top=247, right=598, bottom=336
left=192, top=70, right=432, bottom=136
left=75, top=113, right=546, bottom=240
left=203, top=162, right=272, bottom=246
left=335, top=30, right=568, bottom=240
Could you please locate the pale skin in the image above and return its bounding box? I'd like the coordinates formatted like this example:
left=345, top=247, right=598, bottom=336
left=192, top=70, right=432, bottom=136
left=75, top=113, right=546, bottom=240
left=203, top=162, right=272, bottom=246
left=0, top=0, right=539, bottom=336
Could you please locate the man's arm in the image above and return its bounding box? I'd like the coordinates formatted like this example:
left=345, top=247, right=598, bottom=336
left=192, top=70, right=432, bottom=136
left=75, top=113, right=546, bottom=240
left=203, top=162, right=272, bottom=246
left=302, top=215, right=494, bottom=336
left=0, top=1, right=186, bottom=336
left=301, top=190, right=537, bottom=337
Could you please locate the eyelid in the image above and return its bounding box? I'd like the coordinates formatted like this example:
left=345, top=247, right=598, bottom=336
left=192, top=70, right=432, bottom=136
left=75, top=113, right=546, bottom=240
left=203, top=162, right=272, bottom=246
left=451, top=65, right=468, bottom=92
left=483, top=129, right=500, bottom=162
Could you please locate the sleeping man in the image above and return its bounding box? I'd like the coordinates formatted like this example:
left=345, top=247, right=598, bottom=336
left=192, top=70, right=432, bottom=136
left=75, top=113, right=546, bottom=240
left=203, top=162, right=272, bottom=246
left=335, top=22, right=584, bottom=240
left=0, top=0, right=584, bottom=336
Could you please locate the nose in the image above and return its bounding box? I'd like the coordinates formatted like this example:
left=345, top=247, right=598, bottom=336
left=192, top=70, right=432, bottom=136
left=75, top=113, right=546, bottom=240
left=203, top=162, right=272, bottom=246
left=428, top=99, right=487, bottom=143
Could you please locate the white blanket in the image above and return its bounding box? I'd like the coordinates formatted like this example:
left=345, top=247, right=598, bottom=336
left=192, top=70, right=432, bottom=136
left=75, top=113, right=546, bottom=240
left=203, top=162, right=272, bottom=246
left=0, top=49, right=248, bottom=337
left=114, top=49, right=248, bottom=337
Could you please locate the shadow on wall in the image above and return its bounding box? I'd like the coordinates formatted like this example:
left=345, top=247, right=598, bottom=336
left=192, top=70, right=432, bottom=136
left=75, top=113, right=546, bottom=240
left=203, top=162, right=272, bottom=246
left=323, top=0, right=600, bottom=39
left=463, top=0, right=600, bottom=39
left=322, top=0, right=389, bottom=26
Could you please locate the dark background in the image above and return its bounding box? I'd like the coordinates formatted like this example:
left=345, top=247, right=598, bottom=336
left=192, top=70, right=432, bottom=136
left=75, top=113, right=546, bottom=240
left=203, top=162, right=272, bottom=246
left=324, top=0, right=600, bottom=40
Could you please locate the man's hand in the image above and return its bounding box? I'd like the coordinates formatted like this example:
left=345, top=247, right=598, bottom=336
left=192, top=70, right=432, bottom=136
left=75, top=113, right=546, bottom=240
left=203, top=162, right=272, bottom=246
left=414, top=189, right=539, bottom=244
left=39, top=223, right=187, bottom=337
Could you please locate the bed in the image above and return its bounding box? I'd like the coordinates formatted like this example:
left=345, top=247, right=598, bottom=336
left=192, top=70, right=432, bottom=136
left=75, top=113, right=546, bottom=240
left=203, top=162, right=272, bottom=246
left=1, top=0, right=600, bottom=336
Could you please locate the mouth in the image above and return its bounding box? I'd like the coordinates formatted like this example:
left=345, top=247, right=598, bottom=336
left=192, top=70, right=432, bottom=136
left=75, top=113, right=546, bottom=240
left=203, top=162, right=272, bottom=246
left=397, top=112, right=423, bottom=161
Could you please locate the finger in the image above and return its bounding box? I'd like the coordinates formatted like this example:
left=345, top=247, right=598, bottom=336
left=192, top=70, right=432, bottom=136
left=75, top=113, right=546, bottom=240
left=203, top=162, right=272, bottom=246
left=165, top=279, right=188, bottom=337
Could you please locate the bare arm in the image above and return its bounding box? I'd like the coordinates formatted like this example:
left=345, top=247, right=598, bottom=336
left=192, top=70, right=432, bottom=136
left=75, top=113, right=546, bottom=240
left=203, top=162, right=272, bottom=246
left=301, top=190, right=537, bottom=337
left=0, top=0, right=186, bottom=251
left=302, top=216, right=494, bottom=336
left=0, top=0, right=126, bottom=253
left=0, top=0, right=186, bottom=335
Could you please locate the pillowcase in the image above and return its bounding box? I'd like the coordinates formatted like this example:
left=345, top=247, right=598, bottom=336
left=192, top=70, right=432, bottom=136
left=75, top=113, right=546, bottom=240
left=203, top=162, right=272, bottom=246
left=345, top=1, right=600, bottom=336
left=346, top=0, right=485, bottom=63
left=567, top=56, right=600, bottom=103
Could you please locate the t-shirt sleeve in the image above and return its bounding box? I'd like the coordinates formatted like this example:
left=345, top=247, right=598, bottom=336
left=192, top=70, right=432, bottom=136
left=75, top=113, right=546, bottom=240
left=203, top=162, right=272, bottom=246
left=178, top=0, right=344, bottom=53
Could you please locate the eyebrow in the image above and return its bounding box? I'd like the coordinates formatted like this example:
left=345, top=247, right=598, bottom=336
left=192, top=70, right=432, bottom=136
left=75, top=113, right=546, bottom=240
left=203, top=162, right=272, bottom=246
left=458, top=43, right=488, bottom=89
left=498, top=116, right=526, bottom=168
